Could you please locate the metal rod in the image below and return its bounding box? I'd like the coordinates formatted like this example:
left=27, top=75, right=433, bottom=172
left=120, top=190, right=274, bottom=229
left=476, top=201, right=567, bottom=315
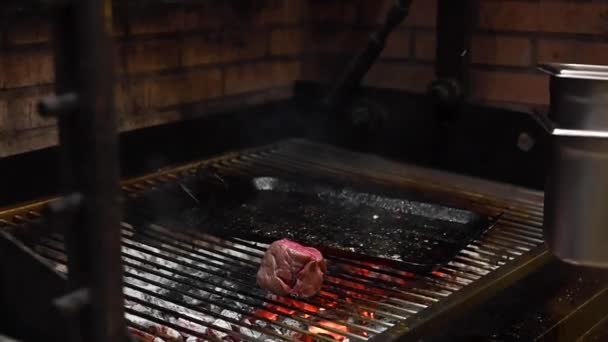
left=46, top=0, right=126, bottom=340
left=323, top=0, right=413, bottom=111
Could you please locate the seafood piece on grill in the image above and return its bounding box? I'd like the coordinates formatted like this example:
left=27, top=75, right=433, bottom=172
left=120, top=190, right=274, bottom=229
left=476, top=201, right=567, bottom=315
left=257, top=239, right=326, bottom=298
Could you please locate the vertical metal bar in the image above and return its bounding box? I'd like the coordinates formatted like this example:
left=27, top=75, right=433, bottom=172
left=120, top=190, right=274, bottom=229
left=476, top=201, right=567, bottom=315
left=48, top=0, right=127, bottom=341
left=428, top=0, right=475, bottom=104
left=435, top=0, right=473, bottom=88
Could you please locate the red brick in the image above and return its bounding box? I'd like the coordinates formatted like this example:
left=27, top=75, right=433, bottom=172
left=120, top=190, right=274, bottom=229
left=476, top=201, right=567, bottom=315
left=221, top=30, right=268, bottom=62
left=115, top=80, right=147, bottom=115
left=0, top=100, right=7, bottom=133
left=113, top=42, right=126, bottom=75
left=0, top=127, right=58, bottom=157
left=300, top=56, right=350, bottom=82
left=479, top=2, right=608, bottom=34
left=6, top=20, right=51, bottom=45
left=129, top=9, right=184, bottom=35
left=471, top=70, right=549, bottom=105
left=145, top=69, right=223, bottom=108
left=306, top=0, right=357, bottom=25
left=184, top=5, right=227, bottom=30
left=5, top=92, right=55, bottom=131
left=354, top=0, right=393, bottom=26
left=224, top=61, right=300, bottom=95
left=126, top=39, right=180, bottom=73
left=478, top=1, right=539, bottom=31
left=414, top=31, right=436, bottom=61
left=182, top=1, right=299, bottom=30
left=539, top=3, right=608, bottom=34
left=472, top=35, right=532, bottom=67
left=538, top=39, right=608, bottom=65
left=364, top=62, right=435, bottom=93
left=120, top=110, right=182, bottom=132
left=2, top=50, right=54, bottom=88
left=406, top=0, right=437, bottom=28
left=182, top=34, right=222, bottom=67
left=0, top=55, right=3, bottom=88
left=382, top=31, right=411, bottom=59
left=307, top=30, right=368, bottom=55
left=270, top=29, right=305, bottom=56
left=248, top=0, right=304, bottom=25
left=353, top=0, right=436, bottom=28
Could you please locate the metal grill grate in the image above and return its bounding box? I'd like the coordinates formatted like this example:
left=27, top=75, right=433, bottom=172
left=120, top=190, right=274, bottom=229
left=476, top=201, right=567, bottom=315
left=0, top=139, right=548, bottom=341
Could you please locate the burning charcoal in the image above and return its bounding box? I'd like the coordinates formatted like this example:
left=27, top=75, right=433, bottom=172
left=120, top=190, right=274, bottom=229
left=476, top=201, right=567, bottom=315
left=185, top=337, right=209, bottom=342
left=150, top=326, right=182, bottom=341
left=54, top=263, right=67, bottom=273
left=220, top=309, right=242, bottom=321
left=238, top=319, right=263, bottom=340
left=308, top=321, right=349, bottom=342
left=257, top=239, right=326, bottom=298
left=176, top=318, right=208, bottom=335
left=207, top=319, right=234, bottom=340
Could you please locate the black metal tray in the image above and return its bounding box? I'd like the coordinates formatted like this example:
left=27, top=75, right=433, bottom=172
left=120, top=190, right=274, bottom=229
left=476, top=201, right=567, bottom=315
left=126, top=171, right=499, bottom=273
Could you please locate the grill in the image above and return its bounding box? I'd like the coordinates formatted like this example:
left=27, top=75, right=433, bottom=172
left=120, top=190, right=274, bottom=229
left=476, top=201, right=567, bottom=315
left=0, top=139, right=549, bottom=341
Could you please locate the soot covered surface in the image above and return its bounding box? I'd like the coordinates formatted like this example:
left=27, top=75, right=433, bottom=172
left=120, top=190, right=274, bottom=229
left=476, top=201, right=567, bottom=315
left=127, top=172, right=496, bottom=273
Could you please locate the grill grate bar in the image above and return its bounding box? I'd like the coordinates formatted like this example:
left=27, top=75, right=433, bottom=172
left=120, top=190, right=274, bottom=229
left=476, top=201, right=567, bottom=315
left=35, top=238, right=376, bottom=341
left=495, top=228, right=545, bottom=244
left=487, top=233, right=538, bottom=249
left=124, top=296, right=263, bottom=342
left=220, top=236, right=475, bottom=294
left=467, top=241, right=523, bottom=257
left=122, top=225, right=418, bottom=319
left=0, top=139, right=547, bottom=341
left=38, top=231, right=406, bottom=325
left=37, top=250, right=233, bottom=342
left=136, top=223, right=451, bottom=307
left=125, top=284, right=312, bottom=342
left=121, top=238, right=411, bottom=322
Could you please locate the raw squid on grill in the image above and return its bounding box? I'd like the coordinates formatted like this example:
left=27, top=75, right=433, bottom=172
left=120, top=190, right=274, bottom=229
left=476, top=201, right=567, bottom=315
left=257, top=239, right=326, bottom=298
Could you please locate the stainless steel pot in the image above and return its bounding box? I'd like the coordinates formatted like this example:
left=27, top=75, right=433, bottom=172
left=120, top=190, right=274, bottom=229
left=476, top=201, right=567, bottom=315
left=538, top=64, right=608, bottom=267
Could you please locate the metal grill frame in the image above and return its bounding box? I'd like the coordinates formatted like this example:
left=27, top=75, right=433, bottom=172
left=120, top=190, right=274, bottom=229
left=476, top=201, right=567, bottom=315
left=0, top=139, right=550, bottom=341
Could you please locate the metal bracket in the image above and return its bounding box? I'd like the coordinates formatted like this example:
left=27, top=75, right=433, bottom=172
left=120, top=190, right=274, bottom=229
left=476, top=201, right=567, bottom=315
left=323, top=0, right=413, bottom=112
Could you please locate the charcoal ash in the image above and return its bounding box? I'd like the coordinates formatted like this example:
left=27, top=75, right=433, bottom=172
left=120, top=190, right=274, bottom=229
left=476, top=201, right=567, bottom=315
left=238, top=319, right=263, bottom=340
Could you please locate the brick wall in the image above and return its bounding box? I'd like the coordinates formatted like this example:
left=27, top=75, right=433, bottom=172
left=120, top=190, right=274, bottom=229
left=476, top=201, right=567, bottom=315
left=0, top=0, right=302, bottom=157
left=299, top=0, right=608, bottom=110
left=2, top=0, right=608, bottom=157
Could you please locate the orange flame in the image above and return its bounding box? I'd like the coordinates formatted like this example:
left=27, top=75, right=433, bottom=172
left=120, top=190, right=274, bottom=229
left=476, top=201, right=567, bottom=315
left=254, top=297, right=321, bottom=321
left=307, top=321, right=348, bottom=341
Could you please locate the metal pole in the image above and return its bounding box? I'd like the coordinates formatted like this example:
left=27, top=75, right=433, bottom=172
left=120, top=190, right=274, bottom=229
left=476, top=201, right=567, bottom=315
left=41, top=0, right=128, bottom=340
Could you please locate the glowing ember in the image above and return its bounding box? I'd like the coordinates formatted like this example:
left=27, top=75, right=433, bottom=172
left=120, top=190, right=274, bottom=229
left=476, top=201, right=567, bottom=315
left=432, top=270, right=447, bottom=278
left=361, top=310, right=375, bottom=320
left=253, top=296, right=321, bottom=321
left=128, top=328, right=160, bottom=342
left=307, top=321, right=349, bottom=341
